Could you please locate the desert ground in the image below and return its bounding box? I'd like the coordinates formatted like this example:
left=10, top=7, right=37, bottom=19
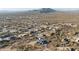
left=0, top=11, right=79, bottom=51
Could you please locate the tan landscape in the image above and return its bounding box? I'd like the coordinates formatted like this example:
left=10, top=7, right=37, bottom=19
left=0, top=8, right=79, bottom=51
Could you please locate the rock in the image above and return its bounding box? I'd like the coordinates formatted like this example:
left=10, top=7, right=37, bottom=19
left=45, top=22, right=49, bottom=25
left=70, top=48, right=75, bottom=51
left=0, top=38, right=3, bottom=41
left=9, top=29, right=17, bottom=33
left=56, top=47, right=70, bottom=51
left=74, top=32, right=79, bottom=36
left=3, top=37, right=11, bottom=41
left=18, top=33, right=29, bottom=37
left=40, top=25, right=48, bottom=29
left=52, top=28, right=56, bottom=33
left=36, top=38, right=48, bottom=45
left=34, top=28, right=38, bottom=32
left=43, top=31, right=55, bottom=37
left=56, top=47, right=64, bottom=51
left=71, top=24, right=77, bottom=28
left=43, top=32, right=51, bottom=37
left=0, top=45, right=4, bottom=48
left=37, top=34, right=43, bottom=38
left=0, top=33, right=16, bottom=41
left=75, top=37, right=79, bottom=43
left=2, top=28, right=8, bottom=32
left=10, top=36, right=17, bottom=40
left=63, top=38, right=70, bottom=44
left=30, top=30, right=37, bottom=36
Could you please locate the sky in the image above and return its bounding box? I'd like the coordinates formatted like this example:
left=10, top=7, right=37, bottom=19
left=0, top=8, right=79, bottom=11
left=55, top=8, right=79, bottom=11
left=0, top=0, right=79, bottom=11
left=0, top=8, right=36, bottom=11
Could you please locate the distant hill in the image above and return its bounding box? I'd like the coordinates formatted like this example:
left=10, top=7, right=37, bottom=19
left=39, top=8, right=56, bottom=13
left=29, top=8, right=56, bottom=13
left=0, top=8, right=56, bottom=15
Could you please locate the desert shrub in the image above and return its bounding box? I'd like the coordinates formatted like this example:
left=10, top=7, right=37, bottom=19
left=16, top=44, right=43, bottom=51
left=17, top=45, right=34, bottom=51
left=0, top=40, right=10, bottom=48
left=17, top=45, right=25, bottom=51
left=24, top=45, right=33, bottom=51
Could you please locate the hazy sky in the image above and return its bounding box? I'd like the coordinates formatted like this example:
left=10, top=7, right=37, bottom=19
left=55, top=8, right=79, bottom=11
left=0, top=8, right=79, bottom=11
left=0, top=8, right=36, bottom=11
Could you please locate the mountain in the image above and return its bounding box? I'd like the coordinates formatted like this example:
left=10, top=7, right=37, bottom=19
left=29, top=8, right=56, bottom=13
left=39, top=8, right=56, bottom=13
left=0, top=8, right=56, bottom=15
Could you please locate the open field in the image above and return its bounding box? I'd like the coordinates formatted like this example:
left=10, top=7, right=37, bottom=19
left=0, top=11, right=79, bottom=51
